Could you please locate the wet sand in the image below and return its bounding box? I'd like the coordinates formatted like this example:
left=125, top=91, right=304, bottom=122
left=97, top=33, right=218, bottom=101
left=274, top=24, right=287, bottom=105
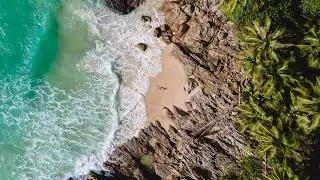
left=144, top=44, right=191, bottom=130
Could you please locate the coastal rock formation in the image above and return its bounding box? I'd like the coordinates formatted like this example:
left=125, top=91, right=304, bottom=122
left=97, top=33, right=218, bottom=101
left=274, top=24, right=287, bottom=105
left=136, top=43, right=148, bottom=51
left=104, top=0, right=144, bottom=14
left=153, top=25, right=173, bottom=44
left=141, top=15, right=152, bottom=23
left=89, top=0, right=248, bottom=179
left=93, top=44, right=247, bottom=179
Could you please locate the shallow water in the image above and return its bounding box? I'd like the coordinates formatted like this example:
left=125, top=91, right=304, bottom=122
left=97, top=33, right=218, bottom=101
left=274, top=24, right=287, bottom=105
left=0, top=0, right=163, bottom=179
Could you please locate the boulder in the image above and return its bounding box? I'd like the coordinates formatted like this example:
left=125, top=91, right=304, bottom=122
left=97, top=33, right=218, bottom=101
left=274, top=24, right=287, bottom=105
left=202, top=86, right=212, bottom=96
left=153, top=25, right=173, bottom=44
left=159, top=24, right=170, bottom=32
left=135, top=43, right=147, bottom=51
left=141, top=15, right=152, bottom=22
left=160, top=35, right=171, bottom=44
left=183, top=78, right=198, bottom=93
left=153, top=28, right=161, bottom=38
left=174, top=23, right=189, bottom=37
left=104, top=0, right=145, bottom=14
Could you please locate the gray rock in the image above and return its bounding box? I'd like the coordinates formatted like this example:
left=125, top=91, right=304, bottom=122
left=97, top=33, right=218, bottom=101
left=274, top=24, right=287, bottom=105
left=159, top=24, right=170, bottom=32
left=160, top=35, right=171, bottom=44
left=141, top=15, right=152, bottom=22
left=135, top=43, right=147, bottom=51
left=183, top=4, right=195, bottom=15
left=104, top=0, right=144, bottom=14
left=153, top=28, right=161, bottom=38
left=183, top=78, right=198, bottom=93
left=174, top=23, right=189, bottom=37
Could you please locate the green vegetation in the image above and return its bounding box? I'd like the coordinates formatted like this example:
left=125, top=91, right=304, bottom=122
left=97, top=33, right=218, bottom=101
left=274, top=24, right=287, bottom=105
left=301, top=0, right=320, bottom=20
left=203, top=86, right=213, bottom=96
left=221, top=0, right=320, bottom=179
left=221, top=0, right=319, bottom=25
left=221, top=156, right=263, bottom=180
left=140, top=154, right=155, bottom=172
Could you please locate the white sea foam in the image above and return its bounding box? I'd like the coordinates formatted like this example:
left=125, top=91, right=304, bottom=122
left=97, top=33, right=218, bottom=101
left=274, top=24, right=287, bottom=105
left=0, top=0, right=164, bottom=179
left=71, top=0, right=165, bottom=176
left=67, top=0, right=165, bottom=177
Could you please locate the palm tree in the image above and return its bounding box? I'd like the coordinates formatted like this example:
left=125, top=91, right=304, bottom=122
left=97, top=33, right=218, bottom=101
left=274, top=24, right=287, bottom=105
left=241, top=17, right=288, bottom=64
left=236, top=15, right=319, bottom=180
left=249, top=121, right=302, bottom=162
left=292, top=77, right=320, bottom=134
left=264, top=162, right=300, bottom=180
left=297, top=22, right=320, bottom=69
left=241, top=17, right=294, bottom=92
left=239, top=85, right=273, bottom=132
left=221, top=0, right=265, bottom=14
left=220, top=0, right=244, bottom=14
left=261, top=54, right=298, bottom=99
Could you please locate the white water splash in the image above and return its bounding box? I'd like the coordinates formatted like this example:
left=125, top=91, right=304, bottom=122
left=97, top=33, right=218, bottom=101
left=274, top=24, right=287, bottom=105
left=69, top=0, right=165, bottom=177
left=0, top=0, right=164, bottom=179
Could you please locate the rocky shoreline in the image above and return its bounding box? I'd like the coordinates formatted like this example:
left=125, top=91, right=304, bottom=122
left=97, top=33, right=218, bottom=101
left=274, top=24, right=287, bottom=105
left=104, top=0, right=145, bottom=14
left=87, top=0, right=248, bottom=179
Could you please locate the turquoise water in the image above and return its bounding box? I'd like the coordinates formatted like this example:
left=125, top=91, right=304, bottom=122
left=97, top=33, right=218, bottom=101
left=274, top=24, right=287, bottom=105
left=0, top=0, right=119, bottom=179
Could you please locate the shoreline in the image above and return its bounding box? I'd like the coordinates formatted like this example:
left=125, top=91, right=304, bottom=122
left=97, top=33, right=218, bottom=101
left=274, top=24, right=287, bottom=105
left=144, top=44, right=192, bottom=130
left=72, top=0, right=166, bottom=177
left=85, top=0, right=248, bottom=178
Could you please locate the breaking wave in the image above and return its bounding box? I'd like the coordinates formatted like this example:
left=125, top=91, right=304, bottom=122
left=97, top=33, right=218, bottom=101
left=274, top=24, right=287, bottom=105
left=0, top=0, right=164, bottom=179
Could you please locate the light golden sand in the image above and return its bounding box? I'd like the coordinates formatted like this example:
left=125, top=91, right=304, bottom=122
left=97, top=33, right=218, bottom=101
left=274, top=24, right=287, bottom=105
left=144, top=44, right=192, bottom=130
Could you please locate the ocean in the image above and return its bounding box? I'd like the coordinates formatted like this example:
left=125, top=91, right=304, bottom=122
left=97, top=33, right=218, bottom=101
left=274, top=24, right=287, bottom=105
left=0, top=0, right=164, bottom=179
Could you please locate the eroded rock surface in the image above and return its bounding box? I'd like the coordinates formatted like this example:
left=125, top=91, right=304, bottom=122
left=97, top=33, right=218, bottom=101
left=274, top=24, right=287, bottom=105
left=89, top=0, right=247, bottom=179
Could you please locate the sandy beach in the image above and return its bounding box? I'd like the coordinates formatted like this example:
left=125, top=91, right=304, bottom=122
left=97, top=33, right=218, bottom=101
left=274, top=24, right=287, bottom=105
left=144, top=44, right=192, bottom=130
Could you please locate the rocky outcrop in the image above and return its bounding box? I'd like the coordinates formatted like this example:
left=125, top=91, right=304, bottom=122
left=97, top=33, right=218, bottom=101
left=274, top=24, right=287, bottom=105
left=153, top=25, right=173, bottom=44
left=89, top=0, right=248, bottom=179
left=104, top=0, right=144, bottom=14
left=141, top=16, right=152, bottom=23
left=91, top=43, right=247, bottom=179
left=136, top=43, right=148, bottom=51
left=163, top=0, right=241, bottom=73
left=101, top=87, right=247, bottom=179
